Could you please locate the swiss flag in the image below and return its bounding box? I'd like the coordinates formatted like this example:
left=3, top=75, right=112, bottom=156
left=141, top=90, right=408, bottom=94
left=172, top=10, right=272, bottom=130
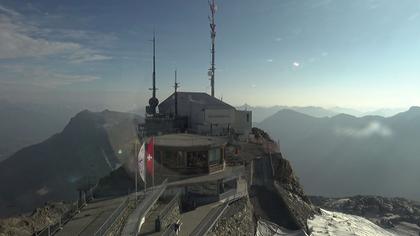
left=146, top=137, right=154, bottom=175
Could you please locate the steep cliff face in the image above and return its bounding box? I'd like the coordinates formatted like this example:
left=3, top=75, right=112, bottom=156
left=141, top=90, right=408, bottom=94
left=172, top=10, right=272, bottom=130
left=249, top=127, right=318, bottom=233
left=273, top=153, right=310, bottom=203
left=272, top=153, right=319, bottom=232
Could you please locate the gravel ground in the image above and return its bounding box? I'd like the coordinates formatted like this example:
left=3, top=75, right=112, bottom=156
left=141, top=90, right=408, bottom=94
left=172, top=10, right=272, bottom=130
left=0, top=202, right=70, bottom=236
left=209, top=197, right=255, bottom=236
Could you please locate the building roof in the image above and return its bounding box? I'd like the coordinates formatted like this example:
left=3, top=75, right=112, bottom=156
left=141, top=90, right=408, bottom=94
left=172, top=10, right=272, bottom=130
left=158, top=92, right=235, bottom=111
left=154, top=133, right=228, bottom=148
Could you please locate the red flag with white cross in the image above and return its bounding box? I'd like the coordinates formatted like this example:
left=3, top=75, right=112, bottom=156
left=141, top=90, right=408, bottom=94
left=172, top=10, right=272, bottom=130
left=146, top=137, right=154, bottom=175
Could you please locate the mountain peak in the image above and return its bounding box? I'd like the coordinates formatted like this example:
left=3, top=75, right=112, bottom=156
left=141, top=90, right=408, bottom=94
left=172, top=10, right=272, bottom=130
left=408, top=106, right=420, bottom=112
left=391, top=106, right=420, bottom=120
left=332, top=113, right=357, bottom=120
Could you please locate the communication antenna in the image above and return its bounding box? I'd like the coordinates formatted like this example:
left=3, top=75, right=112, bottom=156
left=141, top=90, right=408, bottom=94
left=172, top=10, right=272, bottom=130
left=208, top=0, right=217, bottom=97
left=146, top=33, right=159, bottom=115
left=173, top=69, right=180, bottom=116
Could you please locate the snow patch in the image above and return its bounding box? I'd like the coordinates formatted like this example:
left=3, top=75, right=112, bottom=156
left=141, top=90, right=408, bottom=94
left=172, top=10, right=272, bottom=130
left=256, top=219, right=307, bottom=236
left=308, top=209, right=396, bottom=236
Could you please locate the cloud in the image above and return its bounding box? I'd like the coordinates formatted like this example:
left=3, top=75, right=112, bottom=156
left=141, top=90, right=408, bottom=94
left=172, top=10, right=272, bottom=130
left=0, top=5, right=111, bottom=62
left=293, top=61, right=300, bottom=67
left=0, top=14, right=80, bottom=59
left=0, top=5, right=20, bottom=17
left=334, top=121, right=393, bottom=138
left=42, top=73, right=100, bottom=86
left=267, top=59, right=273, bottom=63
left=0, top=64, right=100, bottom=87
left=69, top=52, right=112, bottom=63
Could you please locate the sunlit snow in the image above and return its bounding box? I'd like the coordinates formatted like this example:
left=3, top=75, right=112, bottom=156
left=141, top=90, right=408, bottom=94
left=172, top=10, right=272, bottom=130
left=308, top=209, right=395, bottom=236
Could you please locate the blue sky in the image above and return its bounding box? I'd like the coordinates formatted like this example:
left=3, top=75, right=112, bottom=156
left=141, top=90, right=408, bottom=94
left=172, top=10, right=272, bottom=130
left=1, top=0, right=420, bottom=111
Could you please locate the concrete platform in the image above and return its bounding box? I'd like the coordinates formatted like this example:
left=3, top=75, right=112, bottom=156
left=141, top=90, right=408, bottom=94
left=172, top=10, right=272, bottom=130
left=178, top=201, right=222, bottom=236
left=56, top=196, right=128, bottom=236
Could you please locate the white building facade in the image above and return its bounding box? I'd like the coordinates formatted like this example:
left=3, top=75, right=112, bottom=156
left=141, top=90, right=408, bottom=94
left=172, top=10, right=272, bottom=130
left=158, top=92, right=252, bottom=136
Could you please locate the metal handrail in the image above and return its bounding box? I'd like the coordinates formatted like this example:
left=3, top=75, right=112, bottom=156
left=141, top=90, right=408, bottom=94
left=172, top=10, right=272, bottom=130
left=34, top=201, right=81, bottom=236
left=93, top=196, right=130, bottom=236
left=190, top=201, right=230, bottom=236
left=159, top=192, right=180, bottom=218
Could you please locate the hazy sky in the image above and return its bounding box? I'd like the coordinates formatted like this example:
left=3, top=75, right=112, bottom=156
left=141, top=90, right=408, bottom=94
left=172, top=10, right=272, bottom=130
left=1, top=0, right=420, bottom=111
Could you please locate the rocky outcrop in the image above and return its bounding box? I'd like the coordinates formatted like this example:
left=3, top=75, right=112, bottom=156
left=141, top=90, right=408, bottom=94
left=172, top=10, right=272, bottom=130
left=272, top=153, right=310, bottom=203
left=271, top=153, right=319, bottom=232
left=249, top=127, right=318, bottom=233
left=0, top=202, right=70, bottom=236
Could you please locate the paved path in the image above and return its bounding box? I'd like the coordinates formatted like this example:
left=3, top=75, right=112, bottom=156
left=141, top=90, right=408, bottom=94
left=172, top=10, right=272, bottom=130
left=56, top=196, right=127, bottom=236
left=138, top=202, right=167, bottom=236
left=177, top=201, right=222, bottom=236
left=121, top=184, right=167, bottom=236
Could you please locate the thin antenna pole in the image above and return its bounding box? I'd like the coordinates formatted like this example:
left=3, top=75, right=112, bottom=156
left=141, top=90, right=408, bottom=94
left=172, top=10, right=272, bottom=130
left=134, top=142, right=138, bottom=199
left=147, top=33, right=159, bottom=116
left=174, top=69, right=179, bottom=117
left=209, top=0, right=216, bottom=97
left=152, top=34, right=156, bottom=98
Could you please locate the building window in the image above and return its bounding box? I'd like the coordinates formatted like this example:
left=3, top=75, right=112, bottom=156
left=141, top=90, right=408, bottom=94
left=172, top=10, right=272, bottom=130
left=177, top=151, right=185, bottom=167
left=208, top=148, right=221, bottom=164
left=246, top=113, right=250, bottom=122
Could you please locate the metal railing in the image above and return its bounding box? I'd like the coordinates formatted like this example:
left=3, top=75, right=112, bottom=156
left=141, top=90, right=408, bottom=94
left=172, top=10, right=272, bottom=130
left=34, top=201, right=83, bottom=236
left=121, top=179, right=168, bottom=236
left=188, top=191, right=247, bottom=236
left=93, top=196, right=130, bottom=236
left=159, top=193, right=180, bottom=220
left=161, top=220, right=182, bottom=236
left=190, top=201, right=230, bottom=236
left=33, top=184, right=97, bottom=236
left=157, top=193, right=180, bottom=231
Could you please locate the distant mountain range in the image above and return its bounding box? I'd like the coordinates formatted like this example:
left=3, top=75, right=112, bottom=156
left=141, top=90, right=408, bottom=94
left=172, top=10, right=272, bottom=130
left=257, top=107, right=420, bottom=200
left=0, top=102, right=415, bottom=217
left=237, top=104, right=405, bottom=123
left=0, top=101, right=402, bottom=162
left=0, top=110, right=141, bottom=217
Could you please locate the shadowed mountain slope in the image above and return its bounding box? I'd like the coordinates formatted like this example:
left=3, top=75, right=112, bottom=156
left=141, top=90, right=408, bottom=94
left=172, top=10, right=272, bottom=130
left=0, top=110, right=142, bottom=217
left=0, top=101, right=83, bottom=162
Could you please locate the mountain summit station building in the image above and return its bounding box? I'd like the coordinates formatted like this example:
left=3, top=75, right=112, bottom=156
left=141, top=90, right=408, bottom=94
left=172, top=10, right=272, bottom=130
left=158, top=92, right=252, bottom=137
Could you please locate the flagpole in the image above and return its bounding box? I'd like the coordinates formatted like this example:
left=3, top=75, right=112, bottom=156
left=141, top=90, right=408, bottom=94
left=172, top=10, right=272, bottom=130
left=134, top=142, right=138, bottom=200
left=143, top=140, right=147, bottom=194
left=152, top=137, right=155, bottom=187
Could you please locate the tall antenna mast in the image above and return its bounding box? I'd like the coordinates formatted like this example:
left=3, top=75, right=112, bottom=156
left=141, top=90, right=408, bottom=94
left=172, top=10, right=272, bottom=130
left=146, top=33, right=159, bottom=115
left=208, top=0, right=217, bottom=97
left=152, top=34, right=157, bottom=98
left=173, top=69, right=180, bottom=116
